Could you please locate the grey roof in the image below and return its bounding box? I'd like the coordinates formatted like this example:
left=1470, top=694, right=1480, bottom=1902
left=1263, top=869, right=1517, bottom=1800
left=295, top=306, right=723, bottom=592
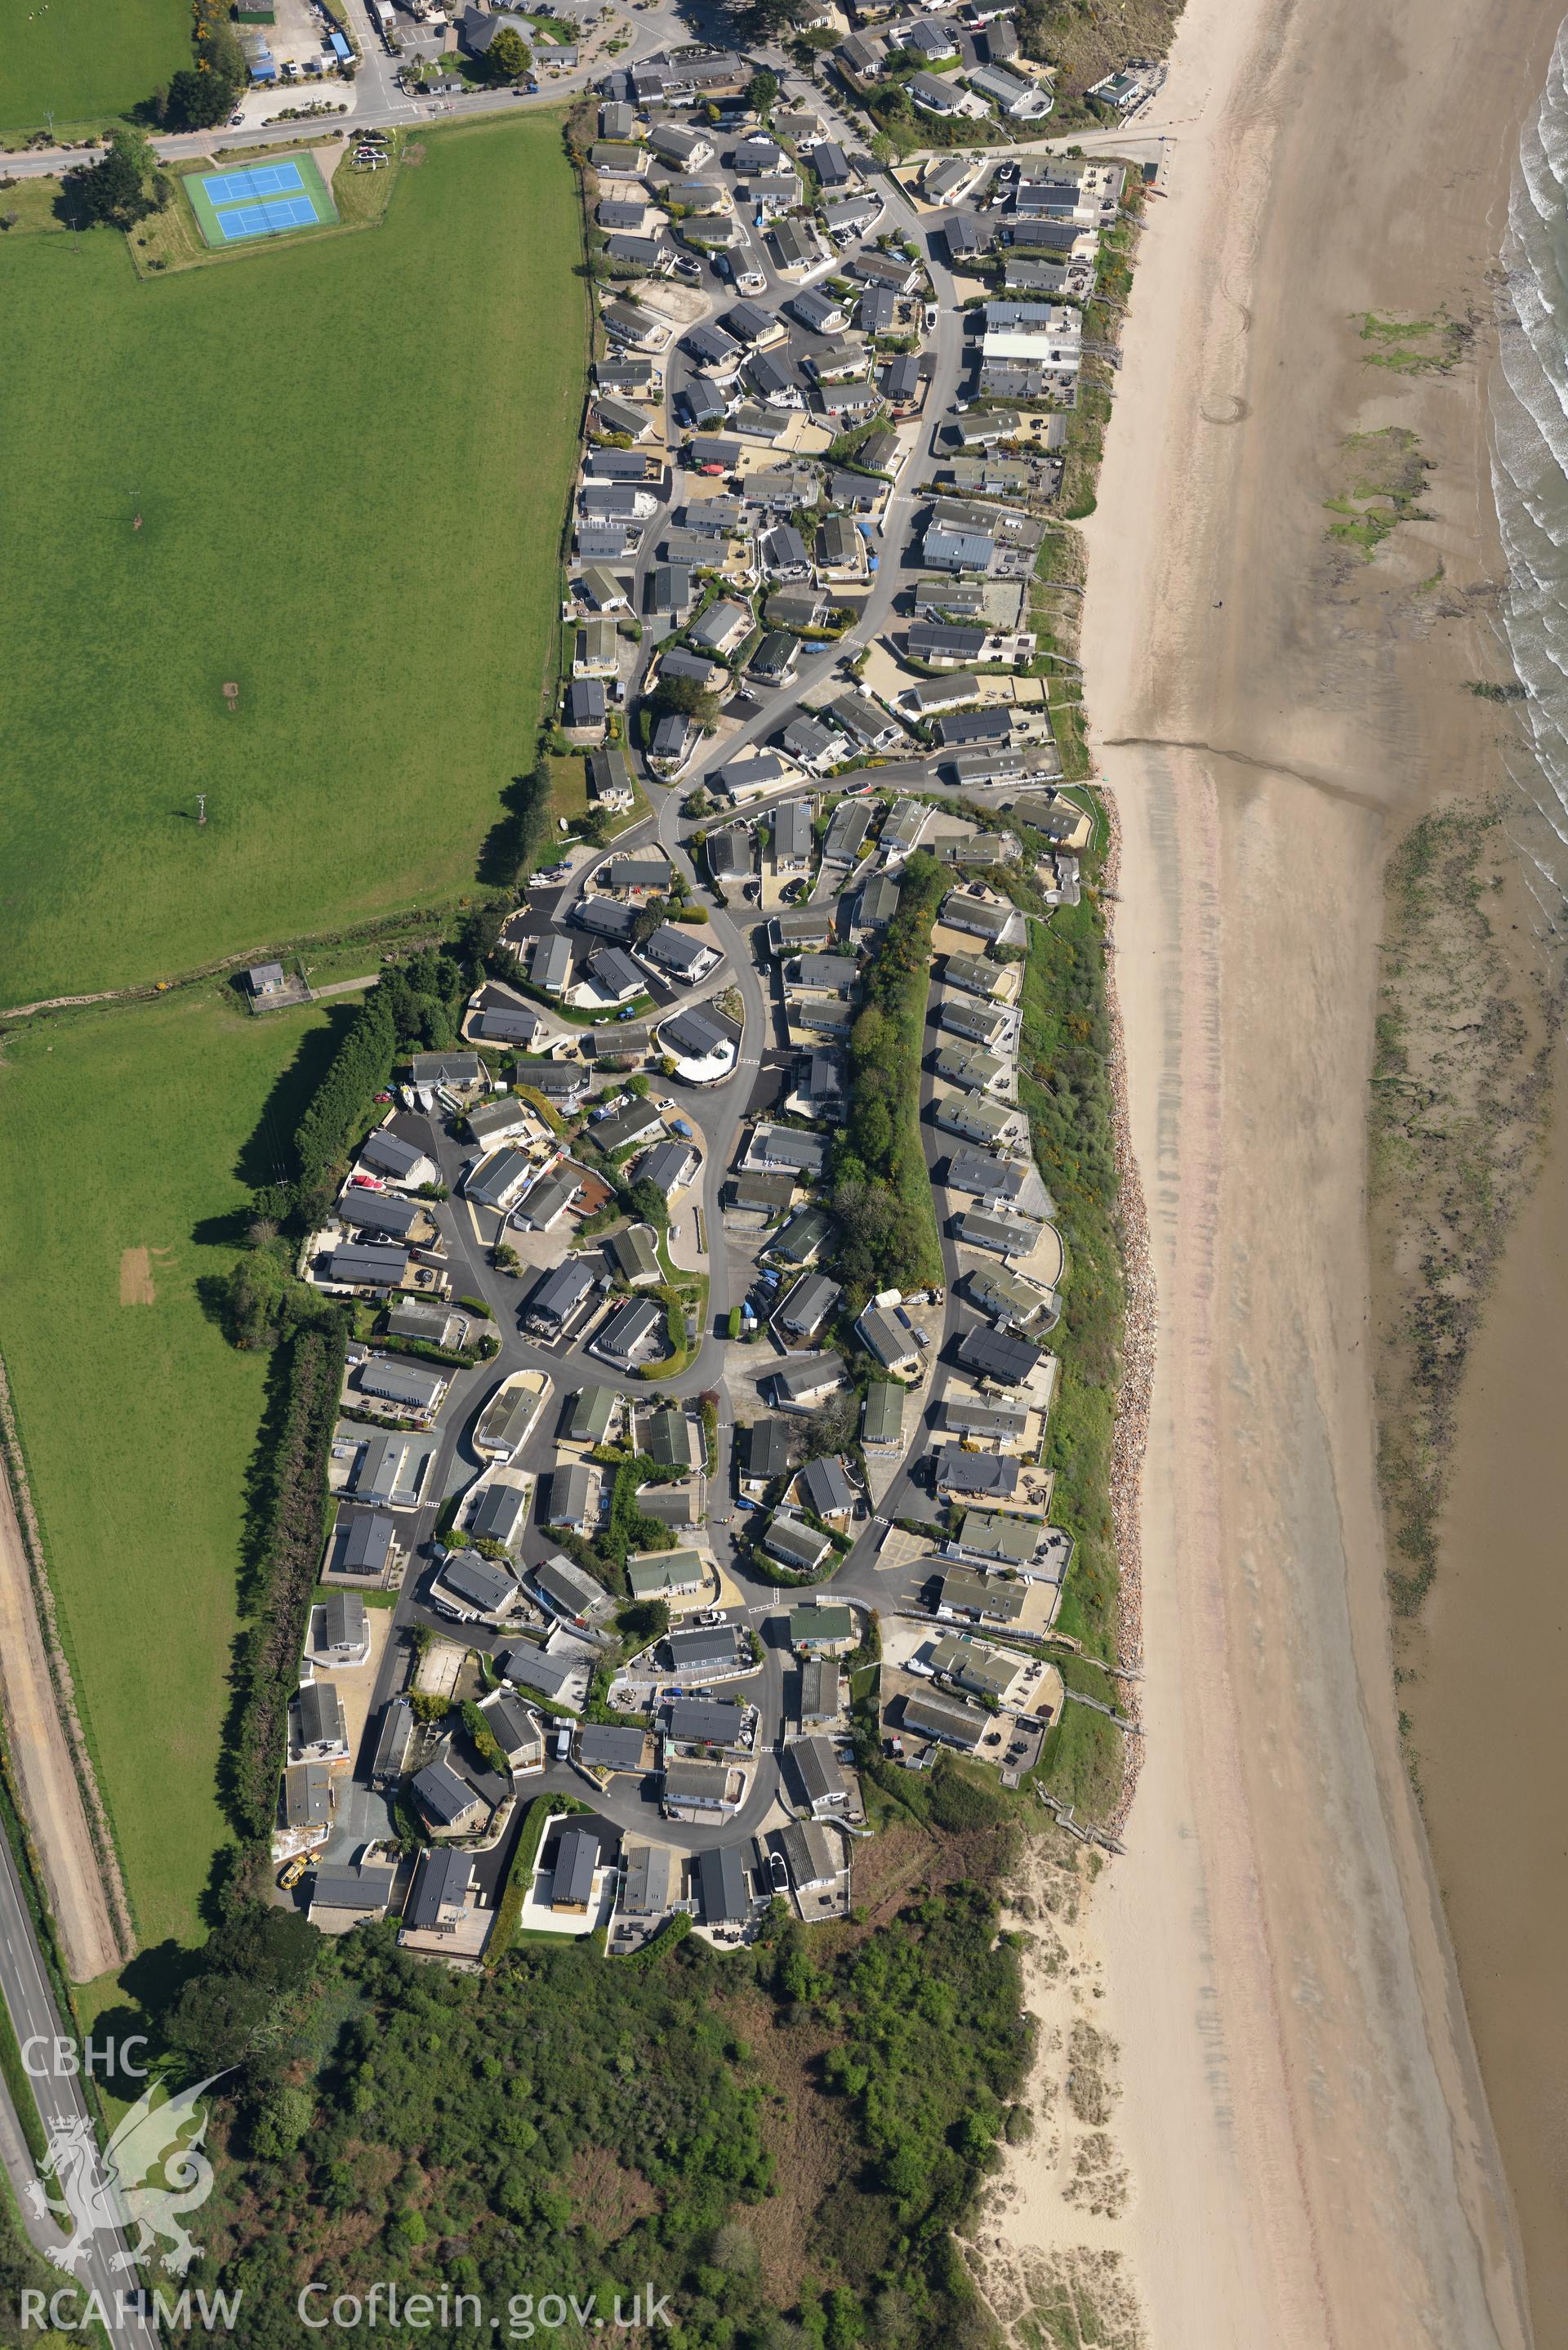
left=412, top=1755, right=482, bottom=1829
left=327, top=1242, right=412, bottom=1290
left=574, top=894, right=637, bottom=940
left=436, top=1549, right=519, bottom=1614
left=666, top=1697, right=746, bottom=1746
left=581, top=1723, right=648, bottom=1773
left=697, top=1844, right=751, bottom=1924
left=591, top=947, right=648, bottom=998
left=531, top=933, right=574, bottom=992
left=636, top=1139, right=698, bottom=1197
left=338, top=1509, right=394, bottom=1577
left=356, top=1356, right=445, bottom=1412
left=482, top=1690, right=541, bottom=1757
left=621, top=1839, right=676, bottom=1915
left=312, top=1864, right=396, bottom=1917
left=773, top=1206, right=832, bottom=1259
left=661, top=1004, right=735, bottom=1060
left=956, top=1325, right=1040, bottom=1385
left=800, top=1454, right=857, bottom=1518
left=528, top=1259, right=597, bottom=1327
left=321, top=1588, right=367, bottom=1650
left=772, top=1351, right=846, bottom=1402
left=404, top=1846, right=473, bottom=1930
left=552, top=1824, right=601, bottom=1906
left=791, top=1734, right=847, bottom=1808
left=904, top=1688, right=988, bottom=1749
left=745, top=1417, right=791, bottom=1482
left=776, top=1271, right=840, bottom=1336
left=359, top=1127, right=425, bottom=1179
left=765, top=1513, right=830, bottom=1572
left=548, top=1460, right=597, bottom=1526
left=497, top=1645, right=577, bottom=1700
left=642, top=922, right=713, bottom=974
left=933, top=1446, right=1020, bottom=1498
left=468, top=1481, right=528, bottom=1546
left=667, top=1624, right=743, bottom=1673
left=292, top=1680, right=345, bottom=1750
left=596, top=1294, right=665, bottom=1358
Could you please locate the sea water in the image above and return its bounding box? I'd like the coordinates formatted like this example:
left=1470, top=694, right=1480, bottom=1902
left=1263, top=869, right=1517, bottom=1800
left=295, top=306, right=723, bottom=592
left=1494, top=16, right=1568, bottom=917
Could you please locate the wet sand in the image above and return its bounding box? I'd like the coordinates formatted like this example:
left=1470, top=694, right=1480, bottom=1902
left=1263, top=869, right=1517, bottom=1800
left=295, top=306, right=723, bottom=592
left=1420, top=1088, right=1568, bottom=2347
left=1067, top=0, right=1565, bottom=2337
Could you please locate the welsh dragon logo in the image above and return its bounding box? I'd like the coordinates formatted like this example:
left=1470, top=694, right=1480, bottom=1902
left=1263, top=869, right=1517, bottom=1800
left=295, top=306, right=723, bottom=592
left=24, top=2073, right=228, bottom=2278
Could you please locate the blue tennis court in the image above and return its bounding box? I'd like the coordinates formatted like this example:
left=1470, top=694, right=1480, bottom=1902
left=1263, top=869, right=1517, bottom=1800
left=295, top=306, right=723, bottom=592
left=216, top=193, right=318, bottom=240
left=203, top=159, right=305, bottom=204
left=184, top=150, right=339, bottom=248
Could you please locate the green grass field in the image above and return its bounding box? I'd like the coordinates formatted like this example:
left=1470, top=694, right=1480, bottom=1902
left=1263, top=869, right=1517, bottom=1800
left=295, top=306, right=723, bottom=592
left=0, top=0, right=189, bottom=136
left=1, top=118, right=586, bottom=1006
left=0, top=985, right=363, bottom=1950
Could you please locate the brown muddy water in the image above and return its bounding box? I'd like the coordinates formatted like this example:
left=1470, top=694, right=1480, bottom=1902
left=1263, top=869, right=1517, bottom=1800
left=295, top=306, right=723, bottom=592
left=1421, top=1096, right=1568, bottom=2346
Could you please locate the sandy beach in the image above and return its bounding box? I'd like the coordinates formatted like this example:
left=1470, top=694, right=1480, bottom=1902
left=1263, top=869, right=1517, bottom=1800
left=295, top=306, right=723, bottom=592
left=987, top=0, right=1568, bottom=2341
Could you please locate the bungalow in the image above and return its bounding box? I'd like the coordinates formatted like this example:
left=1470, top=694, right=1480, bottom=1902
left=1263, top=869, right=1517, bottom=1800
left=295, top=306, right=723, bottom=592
left=813, top=381, right=884, bottom=422
left=645, top=562, right=694, bottom=618
left=289, top=1679, right=348, bottom=1764
left=828, top=689, right=902, bottom=751
left=904, top=16, right=959, bottom=58
left=771, top=1352, right=848, bottom=1411
left=496, top=1644, right=581, bottom=1706
left=760, top=522, right=813, bottom=582
left=855, top=1303, right=922, bottom=1376
left=746, top=1122, right=830, bottom=1179
left=581, top=1723, right=649, bottom=1775
left=956, top=1206, right=1041, bottom=1256
left=933, top=1446, right=1021, bottom=1504
left=862, top=1380, right=906, bottom=1456
left=594, top=399, right=653, bottom=447
left=853, top=247, right=920, bottom=296
left=764, top=1513, right=832, bottom=1576
left=470, top=1001, right=546, bottom=1049
left=910, top=69, right=969, bottom=115
left=464, top=1146, right=535, bottom=1216
left=934, top=1563, right=1029, bottom=1622
left=950, top=1509, right=1049, bottom=1571
left=649, top=120, right=713, bottom=169
left=942, top=1393, right=1031, bottom=1443
left=933, top=1091, right=1020, bottom=1148
left=322, top=1242, right=413, bottom=1294
left=339, top=1187, right=425, bottom=1245
left=310, top=1864, right=398, bottom=1933
left=684, top=318, right=745, bottom=377
left=532, top=1552, right=613, bottom=1628
left=968, top=62, right=1053, bottom=119
left=746, top=627, right=801, bottom=694
left=948, top=212, right=987, bottom=265
left=512, top=1158, right=581, bottom=1233
left=730, top=1168, right=796, bottom=1218
left=813, top=139, right=853, bottom=190
left=352, top=1354, right=448, bottom=1420
left=698, top=1843, right=753, bottom=1924
left=798, top=1453, right=857, bottom=1525
left=849, top=869, right=902, bottom=939
left=742, top=1416, right=791, bottom=1495
left=628, top=1546, right=706, bottom=1600
left=466, top=1478, right=530, bottom=1552
left=939, top=890, right=1027, bottom=947
left=638, top=923, right=722, bottom=985
left=754, top=172, right=804, bottom=219
left=401, top=1847, right=475, bottom=1939
left=769, top=216, right=820, bottom=273
left=331, top=1425, right=439, bottom=1513
left=474, top=1377, right=550, bottom=1460
left=923, top=520, right=997, bottom=574
left=608, top=1220, right=662, bottom=1286
left=663, top=1758, right=737, bottom=1817
left=939, top=997, right=1009, bottom=1047
left=564, top=1383, right=623, bottom=1446
left=786, top=952, right=859, bottom=999
left=572, top=896, right=638, bottom=943
left=772, top=1204, right=834, bottom=1264
left=932, top=1041, right=1008, bottom=1095
left=666, top=1697, right=746, bottom=1750
left=590, top=945, right=647, bottom=1005
left=591, top=1099, right=666, bottom=1154
left=768, top=905, right=837, bottom=953
left=787, top=286, right=849, bottom=337
left=790, top=1734, right=849, bottom=1818
left=746, top=350, right=803, bottom=409
left=648, top=714, right=697, bottom=777
left=546, top=1460, right=599, bottom=1534
left=523, top=1258, right=599, bottom=1339
left=635, top=1137, right=700, bottom=1199
left=956, top=1322, right=1041, bottom=1386
left=479, top=1689, right=545, bottom=1773
left=359, top=1126, right=437, bottom=1189
left=774, top=1271, right=841, bottom=1342
left=904, top=1688, right=989, bottom=1750
left=689, top=596, right=754, bottom=658
left=771, top=796, right=814, bottom=872
left=967, top=1263, right=1052, bottom=1331
left=781, top=713, right=852, bottom=774
left=574, top=618, right=620, bottom=680
left=549, top=1822, right=604, bottom=1915
left=816, top=513, right=867, bottom=583
left=525, top=1062, right=592, bottom=1113
left=564, top=679, right=607, bottom=736
left=658, top=1002, right=740, bottom=1081
left=688, top=435, right=742, bottom=476
left=430, top=1547, right=523, bottom=1625
left=592, top=1294, right=667, bottom=1366
left=822, top=190, right=884, bottom=240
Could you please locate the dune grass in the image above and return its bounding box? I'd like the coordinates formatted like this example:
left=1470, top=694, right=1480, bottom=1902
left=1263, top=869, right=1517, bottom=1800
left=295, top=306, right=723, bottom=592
left=0, top=115, right=586, bottom=1006
left=0, top=985, right=363, bottom=1949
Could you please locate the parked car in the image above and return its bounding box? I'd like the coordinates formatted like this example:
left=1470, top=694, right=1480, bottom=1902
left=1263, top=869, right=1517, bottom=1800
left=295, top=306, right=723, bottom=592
left=767, top=1850, right=788, bottom=1895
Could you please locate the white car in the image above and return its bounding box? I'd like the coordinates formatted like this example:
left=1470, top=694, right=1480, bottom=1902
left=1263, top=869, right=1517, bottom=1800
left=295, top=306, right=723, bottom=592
left=924, top=303, right=939, bottom=332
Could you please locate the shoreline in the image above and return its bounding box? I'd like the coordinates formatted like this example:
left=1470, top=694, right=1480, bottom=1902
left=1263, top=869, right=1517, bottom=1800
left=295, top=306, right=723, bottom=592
left=982, top=0, right=1567, bottom=2336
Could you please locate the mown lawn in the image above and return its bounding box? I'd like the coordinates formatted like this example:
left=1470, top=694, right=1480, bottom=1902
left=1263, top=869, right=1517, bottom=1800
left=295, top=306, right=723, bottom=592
left=0, top=116, right=586, bottom=1006
left=0, top=985, right=363, bottom=1951
left=0, top=0, right=189, bottom=136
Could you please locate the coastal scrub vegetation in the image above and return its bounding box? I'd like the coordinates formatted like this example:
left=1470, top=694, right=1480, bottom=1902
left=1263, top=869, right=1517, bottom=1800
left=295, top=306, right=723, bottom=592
left=59, top=1862, right=1033, bottom=2349
left=830, top=849, right=946, bottom=1304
